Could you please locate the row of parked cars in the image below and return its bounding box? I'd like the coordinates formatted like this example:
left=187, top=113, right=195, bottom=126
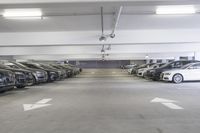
left=0, top=61, right=82, bottom=93
left=125, top=60, right=200, bottom=83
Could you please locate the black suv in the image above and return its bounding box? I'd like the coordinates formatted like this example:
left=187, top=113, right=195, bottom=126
left=0, top=69, right=15, bottom=92
left=147, top=60, right=199, bottom=81
left=20, top=62, right=59, bottom=82
left=0, top=64, right=32, bottom=88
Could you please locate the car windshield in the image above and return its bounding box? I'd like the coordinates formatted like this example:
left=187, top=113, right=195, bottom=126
left=8, top=62, right=28, bottom=69
left=40, top=64, right=55, bottom=69
left=51, top=65, right=61, bottom=69
left=14, top=62, right=29, bottom=69
left=181, top=63, right=193, bottom=69
left=0, top=64, right=11, bottom=69
left=22, top=63, right=43, bottom=69
left=159, top=62, right=172, bottom=68
left=5, top=64, right=20, bottom=69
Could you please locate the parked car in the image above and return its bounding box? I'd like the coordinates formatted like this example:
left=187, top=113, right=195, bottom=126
left=59, top=64, right=79, bottom=77
left=0, top=69, right=15, bottom=93
left=132, top=63, right=155, bottom=75
left=0, top=63, right=33, bottom=88
left=147, top=60, right=199, bottom=81
left=39, top=63, right=66, bottom=80
left=54, top=64, right=74, bottom=78
left=67, top=64, right=82, bottom=74
left=138, top=63, right=165, bottom=77
left=3, top=62, right=48, bottom=84
left=127, top=65, right=138, bottom=74
left=49, top=64, right=71, bottom=78
left=20, top=62, right=59, bottom=82
left=161, top=62, right=200, bottom=83
left=137, top=63, right=159, bottom=77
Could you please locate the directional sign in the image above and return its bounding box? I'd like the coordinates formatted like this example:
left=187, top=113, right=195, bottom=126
left=151, top=97, right=183, bottom=110
left=23, top=98, right=52, bottom=111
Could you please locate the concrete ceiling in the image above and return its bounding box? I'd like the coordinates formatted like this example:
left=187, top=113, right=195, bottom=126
left=0, top=0, right=199, bottom=60
left=0, top=2, right=200, bottom=32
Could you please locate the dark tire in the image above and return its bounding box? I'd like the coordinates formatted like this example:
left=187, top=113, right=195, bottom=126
left=0, top=90, right=6, bottom=93
left=31, top=77, right=37, bottom=85
left=172, top=74, right=183, bottom=84
left=152, top=78, right=159, bottom=81
left=16, top=85, right=26, bottom=89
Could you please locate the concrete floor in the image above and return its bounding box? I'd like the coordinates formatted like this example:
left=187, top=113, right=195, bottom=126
left=0, top=69, right=200, bottom=133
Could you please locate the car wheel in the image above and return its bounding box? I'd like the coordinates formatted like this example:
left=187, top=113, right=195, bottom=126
left=173, top=74, right=183, bottom=84
left=32, top=77, right=37, bottom=85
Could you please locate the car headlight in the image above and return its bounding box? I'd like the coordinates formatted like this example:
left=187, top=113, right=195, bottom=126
left=33, top=71, right=43, bottom=76
left=164, top=73, right=171, bottom=75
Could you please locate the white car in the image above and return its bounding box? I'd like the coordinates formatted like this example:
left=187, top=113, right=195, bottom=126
left=137, top=63, right=164, bottom=77
left=127, top=68, right=133, bottom=74
left=161, top=62, right=200, bottom=83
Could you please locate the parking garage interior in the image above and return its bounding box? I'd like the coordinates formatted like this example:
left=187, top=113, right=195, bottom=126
left=1, top=0, right=200, bottom=133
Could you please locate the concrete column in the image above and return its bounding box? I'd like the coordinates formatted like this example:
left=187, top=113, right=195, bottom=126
left=146, top=59, right=150, bottom=64
left=194, top=52, right=200, bottom=60
left=174, top=56, right=180, bottom=61
left=162, top=59, right=167, bottom=63
left=152, top=59, right=157, bottom=63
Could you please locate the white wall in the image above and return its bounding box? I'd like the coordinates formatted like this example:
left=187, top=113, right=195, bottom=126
left=0, top=29, right=200, bottom=46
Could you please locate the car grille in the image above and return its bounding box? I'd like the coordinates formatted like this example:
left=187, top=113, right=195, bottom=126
left=3, top=72, right=15, bottom=85
left=15, top=73, right=26, bottom=84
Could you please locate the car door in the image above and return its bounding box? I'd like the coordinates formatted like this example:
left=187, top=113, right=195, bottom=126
left=184, top=63, right=200, bottom=81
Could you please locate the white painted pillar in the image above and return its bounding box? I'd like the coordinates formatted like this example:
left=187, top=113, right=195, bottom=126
left=174, top=57, right=180, bottom=61
left=152, top=59, right=157, bottom=63
left=194, top=52, right=200, bottom=60
left=146, top=59, right=150, bottom=64
left=162, top=59, right=167, bottom=63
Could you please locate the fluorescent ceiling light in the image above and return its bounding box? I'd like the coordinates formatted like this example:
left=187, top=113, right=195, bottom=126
left=2, top=9, right=42, bottom=18
left=156, top=5, right=196, bottom=15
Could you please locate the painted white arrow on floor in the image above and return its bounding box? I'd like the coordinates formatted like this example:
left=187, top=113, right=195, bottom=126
left=151, top=97, right=183, bottom=110
left=23, top=98, right=52, bottom=111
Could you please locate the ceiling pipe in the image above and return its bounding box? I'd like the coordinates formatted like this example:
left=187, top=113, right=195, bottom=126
left=110, top=6, right=123, bottom=38
left=99, top=7, right=107, bottom=42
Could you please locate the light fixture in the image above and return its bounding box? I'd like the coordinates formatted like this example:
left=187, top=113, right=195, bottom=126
left=2, top=9, right=42, bottom=19
left=156, top=5, right=196, bottom=15
left=145, top=55, right=149, bottom=59
left=99, top=35, right=107, bottom=42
